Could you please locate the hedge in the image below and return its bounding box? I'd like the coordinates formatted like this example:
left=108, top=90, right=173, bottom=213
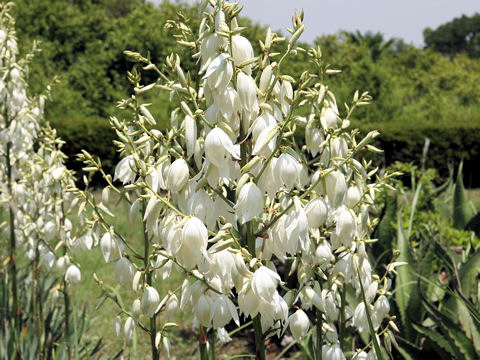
left=353, top=120, right=480, bottom=187
left=50, top=116, right=480, bottom=188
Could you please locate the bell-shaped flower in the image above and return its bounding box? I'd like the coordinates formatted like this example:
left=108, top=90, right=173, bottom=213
left=315, top=241, right=333, bottom=267
left=124, top=317, right=134, bottom=344
left=345, top=186, right=361, bottom=208
left=232, top=35, right=254, bottom=75
left=234, top=182, right=263, bottom=224
left=114, top=155, right=136, bottom=184
left=56, top=255, right=70, bottom=276
left=305, top=197, right=328, bottom=228
left=322, top=344, right=346, bottom=360
left=300, top=285, right=323, bottom=311
left=166, top=158, right=189, bottom=192
left=65, top=265, right=81, bottom=285
left=259, top=64, right=273, bottom=94
left=275, top=153, right=301, bottom=191
left=353, top=302, right=369, bottom=332
left=177, top=216, right=208, bottom=269
left=184, top=115, right=196, bottom=159
left=204, top=127, right=240, bottom=168
left=288, top=309, right=310, bottom=340
left=335, top=208, right=356, bottom=247
left=204, top=53, right=233, bottom=92
left=373, top=295, right=390, bottom=322
left=194, top=293, right=213, bottom=326
left=115, top=258, right=134, bottom=286
left=321, top=108, right=338, bottom=129
left=251, top=266, right=280, bottom=302
left=325, top=170, right=347, bottom=209
left=210, top=294, right=240, bottom=328
left=141, top=286, right=160, bottom=318
left=100, top=232, right=123, bottom=263
left=237, top=72, right=258, bottom=114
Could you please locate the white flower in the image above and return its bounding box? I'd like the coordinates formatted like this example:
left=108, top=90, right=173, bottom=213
left=300, top=286, right=323, bottom=311
left=194, top=293, right=212, bottom=326
left=315, top=241, right=333, bottom=266
left=132, top=299, right=141, bottom=319
left=65, top=265, right=81, bottom=285
left=275, top=153, right=301, bottom=191
left=353, top=302, right=369, bottom=332
left=335, top=208, right=356, bottom=247
left=114, top=155, right=136, bottom=184
left=237, top=72, right=258, bottom=114
left=234, top=182, right=263, bottom=224
left=115, top=258, right=134, bottom=286
left=100, top=232, right=122, bottom=263
left=204, top=53, right=233, bottom=92
left=167, top=158, right=189, bottom=192
left=305, top=198, right=328, bottom=228
left=124, top=317, right=134, bottom=343
left=322, top=108, right=338, bottom=129
left=177, top=216, right=208, bottom=269
left=210, top=294, right=239, bottom=328
left=184, top=115, right=196, bottom=159
left=204, top=127, right=240, bottom=168
left=322, top=344, right=346, bottom=360
left=56, top=255, right=70, bottom=276
left=288, top=309, right=310, bottom=340
left=141, top=286, right=160, bottom=317
left=345, top=186, right=361, bottom=208
left=373, top=295, right=390, bottom=321
left=325, top=170, right=346, bottom=209
left=251, top=266, right=280, bottom=302
left=232, top=35, right=254, bottom=75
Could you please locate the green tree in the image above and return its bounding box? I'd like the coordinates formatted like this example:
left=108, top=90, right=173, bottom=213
left=424, top=13, right=480, bottom=58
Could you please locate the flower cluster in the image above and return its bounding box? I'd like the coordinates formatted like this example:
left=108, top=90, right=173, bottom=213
left=0, top=5, right=85, bottom=354
left=78, top=1, right=398, bottom=358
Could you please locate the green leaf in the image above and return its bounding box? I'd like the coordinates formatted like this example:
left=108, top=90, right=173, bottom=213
left=458, top=247, right=480, bottom=298
left=410, top=321, right=455, bottom=356
left=394, top=211, right=418, bottom=341
left=453, top=162, right=475, bottom=229
left=421, top=293, right=475, bottom=360
left=376, top=192, right=397, bottom=246
left=457, top=299, right=480, bottom=352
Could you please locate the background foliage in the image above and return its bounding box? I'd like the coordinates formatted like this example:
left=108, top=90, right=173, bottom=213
left=12, top=0, right=480, bottom=183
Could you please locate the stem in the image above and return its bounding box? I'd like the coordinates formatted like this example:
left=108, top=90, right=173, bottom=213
left=252, top=316, right=266, bottom=360
left=63, top=278, right=71, bottom=359
left=58, top=201, right=72, bottom=359
left=245, top=222, right=266, bottom=360
left=6, top=138, right=21, bottom=357
left=142, top=201, right=158, bottom=360
left=209, top=329, right=216, bottom=360
left=199, top=325, right=208, bottom=360
left=316, top=310, right=323, bottom=360
left=339, top=287, right=346, bottom=351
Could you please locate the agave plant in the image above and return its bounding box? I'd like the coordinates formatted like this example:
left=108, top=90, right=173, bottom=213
left=374, top=162, right=480, bottom=359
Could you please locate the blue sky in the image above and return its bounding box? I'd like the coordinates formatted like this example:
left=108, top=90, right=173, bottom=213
left=151, top=0, right=479, bottom=46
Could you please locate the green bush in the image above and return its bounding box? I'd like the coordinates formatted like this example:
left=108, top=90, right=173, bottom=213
left=354, top=120, right=480, bottom=187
